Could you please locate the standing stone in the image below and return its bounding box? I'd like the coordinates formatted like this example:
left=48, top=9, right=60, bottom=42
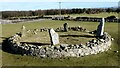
left=33, top=31, right=37, bottom=34
left=49, top=28, right=59, bottom=45
left=21, top=25, right=26, bottom=37
left=63, top=23, right=68, bottom=32
left=96, top=18, right=105, bottom=37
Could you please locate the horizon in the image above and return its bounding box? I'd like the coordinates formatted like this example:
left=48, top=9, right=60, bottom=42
left=0, top=2, right=118, bottom=11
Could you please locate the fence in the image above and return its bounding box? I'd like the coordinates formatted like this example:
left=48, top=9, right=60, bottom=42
left=75, top=17, right=120, bottom=23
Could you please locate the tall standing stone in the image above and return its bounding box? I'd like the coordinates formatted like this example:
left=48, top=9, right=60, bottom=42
left=49, top=28, right=59, bottom=45
left=21, top=25, right=26, bottom=37
left=63, top=23, right=68, bottom=32
left=96, top=18, right=105, bottom=37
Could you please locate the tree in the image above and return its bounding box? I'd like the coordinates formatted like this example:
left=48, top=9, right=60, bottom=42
left=106, top=8, right=113, bottom=13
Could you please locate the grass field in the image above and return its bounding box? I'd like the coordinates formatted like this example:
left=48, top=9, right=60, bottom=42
left=1, top=20, right=119, bottom=66
left=45, top=12, right=118, bottom=18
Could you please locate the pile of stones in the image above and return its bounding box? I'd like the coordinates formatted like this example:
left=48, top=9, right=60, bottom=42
left=55, top=26, right=88, bottom=32
left=40, top=27, right=50, bottom=32
left=68, top=26, right=87, bottom=32
left=26, top=27, right=50, bottom=34
left=55, top=27, right=64, bottom=32
left=55, top=23, right=89, bottom=32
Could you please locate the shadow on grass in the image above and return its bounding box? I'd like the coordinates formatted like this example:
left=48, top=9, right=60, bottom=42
left=60, top=34, right=96, bottom=38
left=1, top=37, right=51, bottom=55
left=21, top=42, right=50, bottom=46
left=0, top=37, right=7, bottom=39
left=2, top=38, right=18, bottom=54
left=0, top=43, right=1, bottom=50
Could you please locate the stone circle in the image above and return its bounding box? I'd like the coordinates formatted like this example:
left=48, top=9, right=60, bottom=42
left=6, top=18, right=113, bottom=58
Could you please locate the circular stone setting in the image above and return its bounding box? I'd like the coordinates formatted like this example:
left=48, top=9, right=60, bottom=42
left=7, top=26, right=112, bottom=58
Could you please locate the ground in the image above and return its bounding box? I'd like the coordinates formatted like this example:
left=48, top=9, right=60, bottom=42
left=0, top=20, right=119, bottom=66
left=20, top=30, right=95, bottom=45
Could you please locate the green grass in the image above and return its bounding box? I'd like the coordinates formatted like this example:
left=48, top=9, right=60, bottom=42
left=0, top=50, right=2, bottom=67
left=20, top=30, right=95, bottom=45
left=0, top=24, right=2, bottom=42
left=45, top=12, right=118, bottom=18
left=58, top=31, right=95, bottom=44
left=1, top=20, right=119, bottom=66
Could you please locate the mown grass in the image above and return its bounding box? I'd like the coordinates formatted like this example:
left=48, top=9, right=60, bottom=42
left=1, top=20, right=119, bottom=66
left=19, top=29, right=95, bottom=45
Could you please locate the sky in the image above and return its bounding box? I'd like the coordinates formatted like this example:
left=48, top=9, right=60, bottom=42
left=0, top=0, right=119, bottom=11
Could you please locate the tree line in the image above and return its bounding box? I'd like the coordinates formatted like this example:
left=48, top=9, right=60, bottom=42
left=1, top=8, right=120, bottom=19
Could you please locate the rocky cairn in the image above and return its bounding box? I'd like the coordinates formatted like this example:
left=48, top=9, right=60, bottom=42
left=8, top=31, right=112, bottom=58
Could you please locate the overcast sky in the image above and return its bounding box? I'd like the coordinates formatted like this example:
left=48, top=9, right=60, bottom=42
left=0, top=0, right=119, bottom=11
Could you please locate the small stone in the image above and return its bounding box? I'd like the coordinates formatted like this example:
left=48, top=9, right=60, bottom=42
left=33, top=31, right=37, bottom=34
left=99, top=39, right=104, bottom=42
left=64, top=53, right=70, bottom=57
left=80, top=52, right=84, bottom=56
left=111, top=38, right=114, bottom=41
left=60, top=44, right=68, bottom=50
left=114, top=51, right=119, bottom=53
left=85, top=52, right=89, bottom=55
left=75, top=44, right=79, bottom=48
left=51, top=46, right=54, bottom=49
left=54, top=46, right=60, bottom=50
left=109, top=48, right=111, bottom=50
left=70, top=53, right=76, bottom=57
left=40, top=55, right=46, bottom=58
left=92, top=39, right=96, bottom=43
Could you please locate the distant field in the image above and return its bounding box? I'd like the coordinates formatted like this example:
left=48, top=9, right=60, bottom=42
left=1, top=20, right=119, bottom=66
left=45, top=12, right=118, bottom=18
